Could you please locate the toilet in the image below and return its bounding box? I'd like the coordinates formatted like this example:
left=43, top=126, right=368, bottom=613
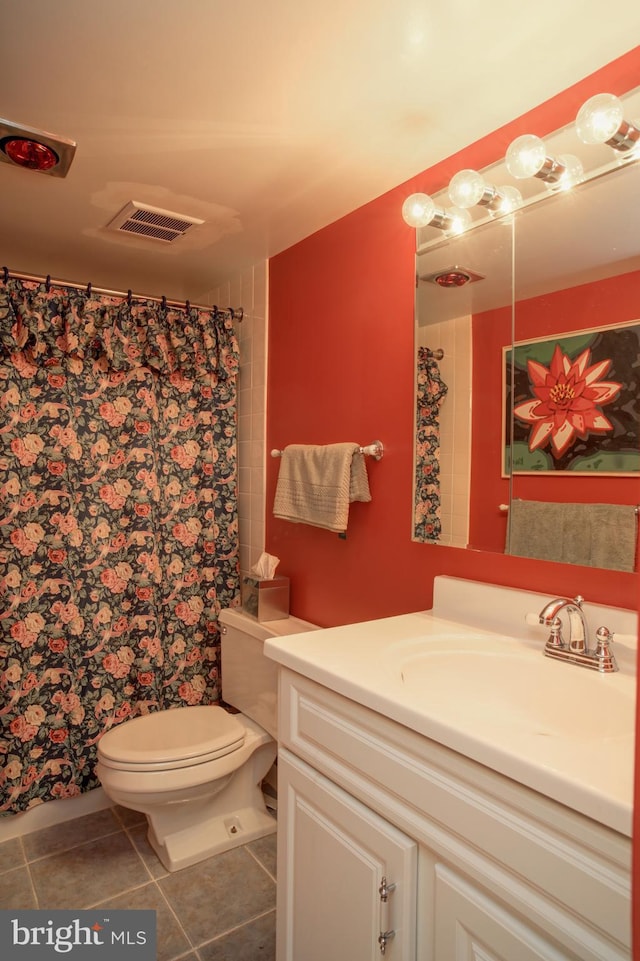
left=96, top=607, right=317, bottom=872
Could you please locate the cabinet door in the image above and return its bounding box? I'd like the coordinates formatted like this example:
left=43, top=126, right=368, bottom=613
left=435, top=863, right=583, bottom=961
left=277, top=748, right=417, bottom=961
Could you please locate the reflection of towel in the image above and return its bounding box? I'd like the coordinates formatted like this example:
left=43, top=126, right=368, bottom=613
left=273, top=443, right=371, bottom=532
left=507, top=499, right=638, bottom=572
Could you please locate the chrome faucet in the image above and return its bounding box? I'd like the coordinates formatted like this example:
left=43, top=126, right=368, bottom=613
left=538, top=595, right=589, bottom=654
left=536, top=595, right=617, bottom=672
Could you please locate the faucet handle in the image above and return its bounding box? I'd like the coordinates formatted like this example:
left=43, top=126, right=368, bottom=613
left=594, top=626, right=618, bottom=673
left=525, top=611, right=565, bottom=648
left=545, top=616, right=564, bottom=649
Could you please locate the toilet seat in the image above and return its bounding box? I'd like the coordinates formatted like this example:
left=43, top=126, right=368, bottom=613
left=97, top=705, right=245, bottom=772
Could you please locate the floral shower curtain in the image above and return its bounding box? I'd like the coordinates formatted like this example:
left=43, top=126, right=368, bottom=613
left=414, top=347, right=448, bottom=542
left=0, top=278, right=240, bottom=814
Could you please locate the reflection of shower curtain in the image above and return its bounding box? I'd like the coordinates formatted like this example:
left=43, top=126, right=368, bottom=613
left=414, top=347, right=448, bottom=542
left=0, top=278, right=240, bottom=814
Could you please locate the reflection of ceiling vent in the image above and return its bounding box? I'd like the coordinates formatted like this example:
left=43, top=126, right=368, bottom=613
left=106, top=201, right=205, bottom=243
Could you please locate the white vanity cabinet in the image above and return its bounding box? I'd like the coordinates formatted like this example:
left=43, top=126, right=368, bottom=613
left=277, top=749, right=417, bottom=959
left=275, top=668, right=631, bottom=961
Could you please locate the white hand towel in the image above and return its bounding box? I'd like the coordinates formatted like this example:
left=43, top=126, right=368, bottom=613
left=273, top=443, right=371, bottom=532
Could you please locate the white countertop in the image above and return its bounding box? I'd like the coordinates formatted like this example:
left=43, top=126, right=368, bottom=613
left=264, top=595, right=636, bottom=837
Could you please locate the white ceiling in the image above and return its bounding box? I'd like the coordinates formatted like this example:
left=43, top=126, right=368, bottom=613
left=1, top=1, right=639, bottom=303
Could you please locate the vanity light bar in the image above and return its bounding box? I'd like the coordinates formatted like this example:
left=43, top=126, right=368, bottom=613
left=402, top=89, right=640, bottom=230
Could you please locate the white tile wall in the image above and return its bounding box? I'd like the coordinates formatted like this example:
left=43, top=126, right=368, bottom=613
left=416, top=315, right=471, bottom=548
left=205, top=262, right=269, bottom=575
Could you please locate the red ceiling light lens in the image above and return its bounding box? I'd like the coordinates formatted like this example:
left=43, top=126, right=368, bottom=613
left=2, top=137, right=59, bottom=171
left=434, top=270, right=472, bottom=288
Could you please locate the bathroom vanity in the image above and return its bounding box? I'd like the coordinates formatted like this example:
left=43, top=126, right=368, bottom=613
left=264, top=577, right=636, bottom=960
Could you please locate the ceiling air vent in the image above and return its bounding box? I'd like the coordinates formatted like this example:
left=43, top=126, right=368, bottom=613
left=106, top=202, right=205, bottom=243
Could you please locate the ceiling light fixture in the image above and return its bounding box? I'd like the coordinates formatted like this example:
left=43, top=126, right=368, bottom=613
left=3, top=138, right=58, bottom=171
left=0, top=118, right=76, bottom=177
left=434, top=270, right=472, bottom=287
left=421, top=265, right=485, bottom=287
left=576, top=93, right=640, bottom=152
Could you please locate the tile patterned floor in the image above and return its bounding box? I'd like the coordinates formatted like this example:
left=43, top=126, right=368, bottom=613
left=0, top=806, right=277, bottom=961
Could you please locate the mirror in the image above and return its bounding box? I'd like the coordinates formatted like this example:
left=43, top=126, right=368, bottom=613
left=412, top=88, right=640, bottom=572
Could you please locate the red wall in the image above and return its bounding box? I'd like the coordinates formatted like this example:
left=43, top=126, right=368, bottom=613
left=267, top=47, right=640, bottom=954
left=470, top=271, right=640, bottom=554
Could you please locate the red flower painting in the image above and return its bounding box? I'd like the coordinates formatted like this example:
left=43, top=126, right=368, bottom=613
left=513, top=344, right=622, bottom=459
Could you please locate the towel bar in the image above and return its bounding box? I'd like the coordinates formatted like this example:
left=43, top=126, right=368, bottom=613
left=271, top=440, right=384, bottom=461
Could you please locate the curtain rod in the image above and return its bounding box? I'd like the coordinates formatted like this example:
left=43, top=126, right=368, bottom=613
left=1, top=267, right=243, bottom=321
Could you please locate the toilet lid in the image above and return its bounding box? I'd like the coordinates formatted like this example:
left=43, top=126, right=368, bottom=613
left=97, top=706, right=245, bottom=771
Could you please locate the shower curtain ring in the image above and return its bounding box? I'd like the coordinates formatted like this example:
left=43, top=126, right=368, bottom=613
left=161, top=295, right=167, bottom=310
left=86, top=282, right=92, bottom=298
left=127, top=289, right=132, bottom=306
left=45, top=275, right=51, bottom=292
left=185, top=300, right=190, bottom=313
left=2, top=266, right=8, bottom=284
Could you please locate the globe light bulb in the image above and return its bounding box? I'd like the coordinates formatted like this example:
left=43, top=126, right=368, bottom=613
left=402, top=192, right=436, bottom=227
left=448, top=169, right=486, bottom=208
left=495, top=185, right=522, bottom=214
left=576, top=93, right=624, bottom=145
left=555, top=154, right=584, bottom=191
left=446, top=207, right=472, bottom=235
left=505, top=134, right=547, bottom=179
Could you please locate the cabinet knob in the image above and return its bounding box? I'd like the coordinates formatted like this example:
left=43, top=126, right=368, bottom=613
left=378, top=929, right=395, bottom=955
left=378, top=876, right=396, bottom=902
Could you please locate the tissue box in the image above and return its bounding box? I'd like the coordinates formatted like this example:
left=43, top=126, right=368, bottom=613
left=241, top=574, right=290, bottom=622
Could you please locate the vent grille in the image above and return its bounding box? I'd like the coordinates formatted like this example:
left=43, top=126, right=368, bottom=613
left=107, top=202, right=205, bottom=244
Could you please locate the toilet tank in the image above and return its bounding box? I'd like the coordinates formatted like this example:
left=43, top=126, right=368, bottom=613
left=218, top=608, right=317, bottom=738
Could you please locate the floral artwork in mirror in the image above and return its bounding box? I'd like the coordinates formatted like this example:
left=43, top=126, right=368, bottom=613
left=504, top=321, right=640, bottom=475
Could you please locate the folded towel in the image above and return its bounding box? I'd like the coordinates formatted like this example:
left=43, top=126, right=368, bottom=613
left=273, top=443, right=371, bottom=532
left=507, top=499, right=637, bottom=572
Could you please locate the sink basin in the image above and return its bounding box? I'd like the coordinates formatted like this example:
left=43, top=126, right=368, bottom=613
left=264, top=590, right=637, bottom=834
left=391, top=639, right=634, bottom=741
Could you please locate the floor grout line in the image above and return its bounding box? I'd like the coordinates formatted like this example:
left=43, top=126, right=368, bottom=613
left=195, top=907, right=276, bottom=951
left=154, top=871, right=199, bottom=954
left=23, top=825, right=126, bottom=865
left=19, top=837, right=40, bottom=909
left=121, top=824, right=167, bottom=884
left=244, top=844, right=277, bottom=884
left=83, top=877, right=163, bottom=910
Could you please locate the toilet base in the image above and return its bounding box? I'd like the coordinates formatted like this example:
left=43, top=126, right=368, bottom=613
left=140, top=732, right=278, bottom=872
left=148, top=801, right=276, bottom=872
